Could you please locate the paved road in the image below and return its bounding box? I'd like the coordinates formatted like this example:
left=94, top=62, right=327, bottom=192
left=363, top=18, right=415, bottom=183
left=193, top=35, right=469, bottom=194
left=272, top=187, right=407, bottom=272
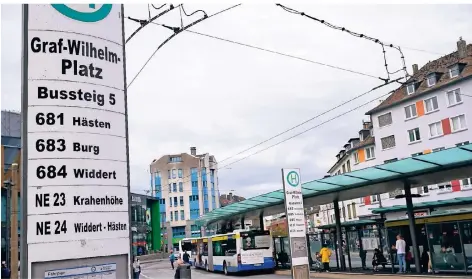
left=140, top=261, right=291, bottom=279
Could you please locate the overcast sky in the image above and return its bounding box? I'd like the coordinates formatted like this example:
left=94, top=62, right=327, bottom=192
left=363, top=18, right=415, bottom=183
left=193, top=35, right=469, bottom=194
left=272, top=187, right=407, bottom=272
left=2, top=4, right=472, bottom=198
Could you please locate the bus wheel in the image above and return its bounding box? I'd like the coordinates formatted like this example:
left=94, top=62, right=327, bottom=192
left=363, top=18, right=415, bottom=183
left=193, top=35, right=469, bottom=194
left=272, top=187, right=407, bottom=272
left=223, top=262, right=229, bottom=276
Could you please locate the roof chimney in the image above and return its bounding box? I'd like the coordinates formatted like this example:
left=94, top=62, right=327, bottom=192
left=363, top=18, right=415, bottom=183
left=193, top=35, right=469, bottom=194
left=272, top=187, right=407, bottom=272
left=190, top=147, right=196, bottom=156
left=457, top=37, right=467, bottom=59
left=412, top=64, right=418, bottom=74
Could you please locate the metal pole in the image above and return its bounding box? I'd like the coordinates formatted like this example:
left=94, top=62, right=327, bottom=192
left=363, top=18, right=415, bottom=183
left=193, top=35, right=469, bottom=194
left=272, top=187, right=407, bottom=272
left=10, top=163, right=19, bottom=279
left=241, top=217, right=245, bottom=229
left=259, top=212, right=264, bottom=230
left=345, top=229, right=352, bottom=271
left=404, top=181, right=421, bottom=273
left=5, top=180, right=11, bottom=269
left=334, top=200, right=345, bottom=270
left=20, top=4, right=29, bottom=279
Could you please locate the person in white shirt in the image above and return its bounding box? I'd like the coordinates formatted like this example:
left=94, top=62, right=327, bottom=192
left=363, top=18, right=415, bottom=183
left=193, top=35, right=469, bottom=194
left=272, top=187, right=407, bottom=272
left=392, top=234, right=406, bottom=273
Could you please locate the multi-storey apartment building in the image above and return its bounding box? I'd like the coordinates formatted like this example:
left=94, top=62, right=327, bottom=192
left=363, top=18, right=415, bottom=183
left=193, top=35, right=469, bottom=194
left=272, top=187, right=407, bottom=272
left=150, top=147, right=220, bottom=249
left=319, top=121, right=378, bottom=226
left=318, top=38, right=472, bottom=225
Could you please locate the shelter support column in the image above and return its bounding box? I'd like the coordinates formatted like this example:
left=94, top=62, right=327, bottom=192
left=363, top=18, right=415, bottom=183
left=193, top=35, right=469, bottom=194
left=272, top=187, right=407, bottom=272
left=241, top=217, right=245, bottom=229
left=334, top=200, right=345, bottom=270
left=404, top=181, right=421, bottom=273
left=259, top=212, right=264, bottom=230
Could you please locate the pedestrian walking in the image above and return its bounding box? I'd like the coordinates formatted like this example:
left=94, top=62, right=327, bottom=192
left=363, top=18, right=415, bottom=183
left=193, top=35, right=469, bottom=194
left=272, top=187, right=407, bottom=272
left=132, top=256, right=141, bottom=279
left=319, top=244, right=332, bottom=272
left=169, top=250, right=176, bottom=270
left=392, top=234, right=406, bottom=273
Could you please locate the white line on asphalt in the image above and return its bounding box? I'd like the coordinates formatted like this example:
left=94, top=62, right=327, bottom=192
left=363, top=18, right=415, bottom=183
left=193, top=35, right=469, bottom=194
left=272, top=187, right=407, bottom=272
left=140, top=273, right=152, bottom=279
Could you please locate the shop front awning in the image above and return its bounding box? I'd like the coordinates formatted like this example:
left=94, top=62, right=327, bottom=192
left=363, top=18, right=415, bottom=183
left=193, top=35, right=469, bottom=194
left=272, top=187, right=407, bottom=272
left=371, top=196, right=472, bottom=214
left=196, top=143, right=472, bottom=226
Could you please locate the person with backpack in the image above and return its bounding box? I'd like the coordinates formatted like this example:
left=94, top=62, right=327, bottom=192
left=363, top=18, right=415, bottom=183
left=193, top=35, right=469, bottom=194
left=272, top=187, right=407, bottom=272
left=1, top=261, right=11, bottom=279
left=319, top=244, right=332, bottom=272
left=183, top=250, right=190, bottom=264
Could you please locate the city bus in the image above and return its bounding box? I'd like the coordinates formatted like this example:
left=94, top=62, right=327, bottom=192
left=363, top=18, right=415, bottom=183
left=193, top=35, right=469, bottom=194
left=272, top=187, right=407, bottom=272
left=179, top=237, right=208, bottom=267
left=203, top=230, right=275, bottom=275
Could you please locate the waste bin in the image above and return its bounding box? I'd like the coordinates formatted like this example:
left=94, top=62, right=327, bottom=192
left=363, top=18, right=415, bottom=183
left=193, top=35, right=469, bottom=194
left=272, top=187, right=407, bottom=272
left=175, top=264, right=191, bottom=279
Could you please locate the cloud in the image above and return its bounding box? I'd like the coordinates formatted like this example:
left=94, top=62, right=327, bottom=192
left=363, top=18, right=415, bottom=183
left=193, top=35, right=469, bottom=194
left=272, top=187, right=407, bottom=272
left=2, top=4, right=472, bottom=202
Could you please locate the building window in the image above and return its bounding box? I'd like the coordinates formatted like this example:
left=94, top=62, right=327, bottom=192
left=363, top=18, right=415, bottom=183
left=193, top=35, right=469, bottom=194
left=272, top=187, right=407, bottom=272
left=438, top=184, right=452, bottom=193
left=174, top=210, right=179, bottom=221
left=172, top=169, right=176, bottom=179
left=169, top=197, right=172, bottom=207
left=178, top=169, right=183, bottom=178
left=378, top=112, right=392, bottom=128
left=354, top=152, right=359, bottom=164
left=181, top=210, right=185, bottom=220
left=346, top=160, right=351, bottom=172
left=381, top=135, right=396, bottom=150
left=168, top=184, right=171, bottom=192
left=427, top=73, right=436, bottom=87
left=432, top=147, right=445, bottom=152
left=406, top=83, right=415, bottom=95
left=424, top=96, right=439, bottom=113
left=384, top=158, right=398, bottom=164
left=174, top=197, right=178, bottom=207
left=169, top=156, right=182, bottom=162
left=168, top=170, right=171, bottom=179
left=180, top=196, right=184, bottom=206
left=372, top=195, right=378, bottom=202
left=412, top=152, right=423, bottom=157
left=173, top=183, right=177, bottom=192
left=404, top=104, right=417, bottom=119
left=428, top=121, right=443, bottom=138
left=342, top=164, right=346, bottom=173
left=447, top=89, right=462, bottom=106
left=179, top=182, right=183, bottom=192
left=352, top=203, right=357, bottom=218
left=449, top=64, right=460, bottom=78
left=170, top=211, right=173, bottom=221
left=347, top=204, right=352, bottom=219
left=451, top=114, right=467, bottom=132
left=342, top=207, right=346, bottom=219
left=408, top=128, right=421, bottom=143
left=365, top=146, right=375, bottom=160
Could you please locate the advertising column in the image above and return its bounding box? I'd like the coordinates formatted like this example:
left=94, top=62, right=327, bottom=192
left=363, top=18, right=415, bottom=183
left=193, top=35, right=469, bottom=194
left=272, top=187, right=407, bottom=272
left=21, top=4, right=130, bottom=279
left=281, top=169, right=309, bottom=279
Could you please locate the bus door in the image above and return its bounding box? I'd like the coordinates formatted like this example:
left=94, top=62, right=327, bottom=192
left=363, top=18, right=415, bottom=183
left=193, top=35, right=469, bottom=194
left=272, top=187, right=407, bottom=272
left=208, top=238, right=214, bottom=271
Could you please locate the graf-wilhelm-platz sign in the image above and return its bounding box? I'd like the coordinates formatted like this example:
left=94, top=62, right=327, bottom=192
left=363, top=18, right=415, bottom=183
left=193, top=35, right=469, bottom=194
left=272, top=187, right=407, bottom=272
left=22, top=4, right=130, bottom=279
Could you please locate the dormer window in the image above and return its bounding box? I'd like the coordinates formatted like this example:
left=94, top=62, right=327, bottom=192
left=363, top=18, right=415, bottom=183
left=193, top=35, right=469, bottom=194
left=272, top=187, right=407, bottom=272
left=406, top=83, right=415, bottom=95
left=427, top=73, right=437, bottom=87
left=359, top=132, right=364, bottom=141
left=449, top=64, right=460, bottom=78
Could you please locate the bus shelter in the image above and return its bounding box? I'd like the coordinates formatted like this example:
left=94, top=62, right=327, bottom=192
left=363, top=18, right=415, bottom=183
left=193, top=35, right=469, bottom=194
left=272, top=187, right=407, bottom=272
left=196, top=143, right=472, bottom=273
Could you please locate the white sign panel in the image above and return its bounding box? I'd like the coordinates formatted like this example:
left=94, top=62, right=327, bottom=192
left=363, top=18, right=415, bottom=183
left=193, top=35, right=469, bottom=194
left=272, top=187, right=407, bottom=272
left=23, top=4, right=129, bottom=278
left=28, top=211, right=129, bottom=244
left=282, top=168, right=309, bottom=268
left=45, top=263, right=117, bottom=279
left=282, top=169, right=307, bottom=238
left=240, top=250, right=264, bottom=265
left=28, top=186, right=128, bottom=215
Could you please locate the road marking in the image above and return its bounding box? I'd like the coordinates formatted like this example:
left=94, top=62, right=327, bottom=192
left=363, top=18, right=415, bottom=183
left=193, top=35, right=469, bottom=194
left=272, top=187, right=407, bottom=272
left=140, top=273, right=152, bottom=279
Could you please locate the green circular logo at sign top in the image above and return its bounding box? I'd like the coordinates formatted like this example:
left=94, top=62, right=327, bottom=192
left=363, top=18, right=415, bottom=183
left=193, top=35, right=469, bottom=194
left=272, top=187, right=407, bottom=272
left=51, top=4, right=112, bottom=22
left=286, top=171, right=300, bottom=187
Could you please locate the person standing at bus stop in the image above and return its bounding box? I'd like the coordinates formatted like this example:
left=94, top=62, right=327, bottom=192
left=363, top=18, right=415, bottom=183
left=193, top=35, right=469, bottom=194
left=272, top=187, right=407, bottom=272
left=319, top=244, right=332, bottom=272
left=392, top=234, right=406, bottom=273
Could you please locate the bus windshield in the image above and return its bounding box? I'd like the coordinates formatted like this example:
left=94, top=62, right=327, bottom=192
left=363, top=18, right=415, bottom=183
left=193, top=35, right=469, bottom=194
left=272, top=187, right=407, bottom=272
left=240, top=230, right=271, bottom=250
left=181, top=239, right=192, bottom=252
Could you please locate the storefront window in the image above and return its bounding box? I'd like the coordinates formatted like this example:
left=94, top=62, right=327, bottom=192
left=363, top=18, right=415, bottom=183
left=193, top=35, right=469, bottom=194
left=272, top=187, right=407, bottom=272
left=426, top=222, right=465, bottom=271
left=459, top=221, right=472, bottom=269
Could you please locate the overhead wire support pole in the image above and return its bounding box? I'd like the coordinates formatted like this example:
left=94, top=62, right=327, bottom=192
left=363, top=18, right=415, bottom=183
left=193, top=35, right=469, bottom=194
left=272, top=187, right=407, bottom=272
left=275, top=3, right=410, bottom=82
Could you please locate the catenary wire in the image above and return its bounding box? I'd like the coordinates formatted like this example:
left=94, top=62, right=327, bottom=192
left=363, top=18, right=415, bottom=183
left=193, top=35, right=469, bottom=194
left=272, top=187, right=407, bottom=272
left=126, top=4, right=241, bottom=89
left=276, top=4, right=410, bottom=81
left=145, top=21, right=383, bottom=81
left=148, top=80, right=399, bottom=190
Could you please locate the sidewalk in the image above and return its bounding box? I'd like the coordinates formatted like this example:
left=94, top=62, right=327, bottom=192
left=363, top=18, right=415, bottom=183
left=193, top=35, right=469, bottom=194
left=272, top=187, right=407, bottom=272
left=274, top=270, right=470, bottom=279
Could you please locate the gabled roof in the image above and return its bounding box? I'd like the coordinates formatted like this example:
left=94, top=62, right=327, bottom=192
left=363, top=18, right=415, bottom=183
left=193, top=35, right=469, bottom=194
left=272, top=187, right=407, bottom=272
left=367, top=44, right=472, bottom=115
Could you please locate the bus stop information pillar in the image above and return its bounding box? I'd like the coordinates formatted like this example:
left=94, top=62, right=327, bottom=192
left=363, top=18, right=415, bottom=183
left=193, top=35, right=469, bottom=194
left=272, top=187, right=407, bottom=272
left=21, top=4, right=131, bottom=279
left=282, top=169, right=309, bottom=279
